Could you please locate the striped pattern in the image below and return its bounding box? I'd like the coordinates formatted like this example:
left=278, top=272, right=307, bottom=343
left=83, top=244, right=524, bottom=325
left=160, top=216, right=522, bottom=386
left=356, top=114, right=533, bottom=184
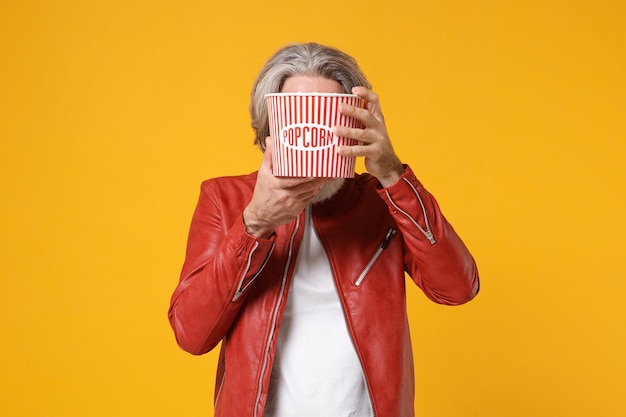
left=266, top=93, right=365, bottom=177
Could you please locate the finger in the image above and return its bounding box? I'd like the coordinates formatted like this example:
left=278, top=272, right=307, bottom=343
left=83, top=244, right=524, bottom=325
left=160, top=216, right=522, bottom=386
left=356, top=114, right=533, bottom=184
left=338, top=102, right=377, bottom=125
left=274, top=176, right=320, bottom=190
left=282, top=176, right=332, bottom=191
left=295, top=180, right=331, bottom=201
left=351, top=86, right=383, bottom=116
left=333, top=125, right=381, bottom=144
left=336, top=144, right=369, bottom=157
left=351, top=86, right=378, bottom=103
left=294, top=187, right=323, bottom=201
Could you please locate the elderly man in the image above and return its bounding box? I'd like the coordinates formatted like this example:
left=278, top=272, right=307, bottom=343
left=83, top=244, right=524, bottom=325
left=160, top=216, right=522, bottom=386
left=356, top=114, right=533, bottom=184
left=168, top=42, right=479, bottom=417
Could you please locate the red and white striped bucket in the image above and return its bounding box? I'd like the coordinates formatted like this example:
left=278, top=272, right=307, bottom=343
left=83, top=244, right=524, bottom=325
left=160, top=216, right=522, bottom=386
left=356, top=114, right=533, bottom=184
left=265, top=93, right=365, bottom=177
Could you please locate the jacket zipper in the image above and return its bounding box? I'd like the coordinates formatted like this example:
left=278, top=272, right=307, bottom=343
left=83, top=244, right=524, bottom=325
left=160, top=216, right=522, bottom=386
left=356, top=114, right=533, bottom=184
left=385, top=177, right=436, bottom=244
left=360, top=366, right=376, bottom=417
left=310, top=208, right=378, bottom=415
left=354, top=228, right=397, bottom=287
left=232, top=240, right=275, bottom=302
left=214, top=367, right=226, bottom=410
left=253, top=215, right=301, bottom=417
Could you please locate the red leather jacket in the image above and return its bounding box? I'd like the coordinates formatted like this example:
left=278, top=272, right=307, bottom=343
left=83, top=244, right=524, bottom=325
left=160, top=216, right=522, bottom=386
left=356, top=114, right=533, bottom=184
left=168, top=165, right=479, bottom=417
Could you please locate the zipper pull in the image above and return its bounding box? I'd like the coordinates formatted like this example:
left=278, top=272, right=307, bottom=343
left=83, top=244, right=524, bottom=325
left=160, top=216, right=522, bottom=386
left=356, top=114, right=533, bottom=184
left=381, top=228, right=397, bottom=249
left=425, top=230, right=435, bottom=245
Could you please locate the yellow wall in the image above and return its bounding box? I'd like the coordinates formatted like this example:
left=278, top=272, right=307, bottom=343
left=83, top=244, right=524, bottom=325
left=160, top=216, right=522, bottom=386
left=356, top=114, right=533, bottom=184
left=1, top=0, right=625, bottom=416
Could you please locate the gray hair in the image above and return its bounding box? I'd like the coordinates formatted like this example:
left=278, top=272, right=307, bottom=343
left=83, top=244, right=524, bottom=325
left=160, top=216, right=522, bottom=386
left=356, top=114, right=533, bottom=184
left=250, top=42, right=372, bottom=151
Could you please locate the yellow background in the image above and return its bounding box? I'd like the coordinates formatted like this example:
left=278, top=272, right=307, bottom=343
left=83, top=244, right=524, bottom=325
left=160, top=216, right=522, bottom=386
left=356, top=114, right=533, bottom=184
left=1, top=0, right=625, bottom=416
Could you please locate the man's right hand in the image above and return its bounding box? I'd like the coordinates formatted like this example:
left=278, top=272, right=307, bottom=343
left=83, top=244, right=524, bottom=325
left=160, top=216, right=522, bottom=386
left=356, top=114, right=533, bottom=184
left=243, top=137, right=332, bottom=239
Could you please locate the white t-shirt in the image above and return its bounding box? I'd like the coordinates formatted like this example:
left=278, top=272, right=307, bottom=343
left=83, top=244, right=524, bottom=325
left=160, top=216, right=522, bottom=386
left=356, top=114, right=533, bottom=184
left=264, top=208, right=373, bottom=417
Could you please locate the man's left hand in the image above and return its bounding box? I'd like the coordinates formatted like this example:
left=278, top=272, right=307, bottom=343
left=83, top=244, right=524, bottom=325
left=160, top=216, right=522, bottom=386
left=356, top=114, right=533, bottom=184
left=333, top=86, right=404, bottom=188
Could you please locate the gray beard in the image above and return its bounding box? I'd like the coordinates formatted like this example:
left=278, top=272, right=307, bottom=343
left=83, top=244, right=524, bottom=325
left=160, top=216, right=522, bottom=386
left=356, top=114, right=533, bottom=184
left=311, top=178, right=345, bottom=204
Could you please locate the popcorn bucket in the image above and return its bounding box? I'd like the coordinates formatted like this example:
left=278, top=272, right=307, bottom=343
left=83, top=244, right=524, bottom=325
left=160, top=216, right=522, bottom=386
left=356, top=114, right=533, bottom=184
left=265, top=93, right=366, bottom=177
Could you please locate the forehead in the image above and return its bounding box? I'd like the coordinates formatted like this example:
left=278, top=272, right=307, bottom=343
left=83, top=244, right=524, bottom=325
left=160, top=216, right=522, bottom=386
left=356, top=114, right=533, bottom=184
left=281, top=76, right=344, bottom=93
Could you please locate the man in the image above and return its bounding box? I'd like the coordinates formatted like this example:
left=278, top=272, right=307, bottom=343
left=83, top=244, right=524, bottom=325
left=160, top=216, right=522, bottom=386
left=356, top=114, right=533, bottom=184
left=168, top=42, right=479, bottom=417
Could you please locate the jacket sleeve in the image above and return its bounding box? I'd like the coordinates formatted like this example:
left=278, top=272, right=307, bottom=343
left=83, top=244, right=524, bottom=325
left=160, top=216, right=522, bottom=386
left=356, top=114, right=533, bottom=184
left=168, top=180, right=275, bottom=355
left=377, top=165, right=479, bottom=305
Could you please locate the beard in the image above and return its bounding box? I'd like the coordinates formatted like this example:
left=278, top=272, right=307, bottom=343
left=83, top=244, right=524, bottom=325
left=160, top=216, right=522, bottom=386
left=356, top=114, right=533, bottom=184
left=311, top=178, right=345, bottom=204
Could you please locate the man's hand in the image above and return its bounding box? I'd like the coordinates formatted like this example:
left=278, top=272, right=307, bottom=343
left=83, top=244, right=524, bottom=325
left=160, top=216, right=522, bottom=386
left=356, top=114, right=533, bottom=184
left=334, top=86, right=404, bottom=188
left=243, top=137, right=332, bottom=238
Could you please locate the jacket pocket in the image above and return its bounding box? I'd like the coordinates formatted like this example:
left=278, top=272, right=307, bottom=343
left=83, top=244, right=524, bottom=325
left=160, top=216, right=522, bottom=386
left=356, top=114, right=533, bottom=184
left=354, top=228, right=397, bottom=287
